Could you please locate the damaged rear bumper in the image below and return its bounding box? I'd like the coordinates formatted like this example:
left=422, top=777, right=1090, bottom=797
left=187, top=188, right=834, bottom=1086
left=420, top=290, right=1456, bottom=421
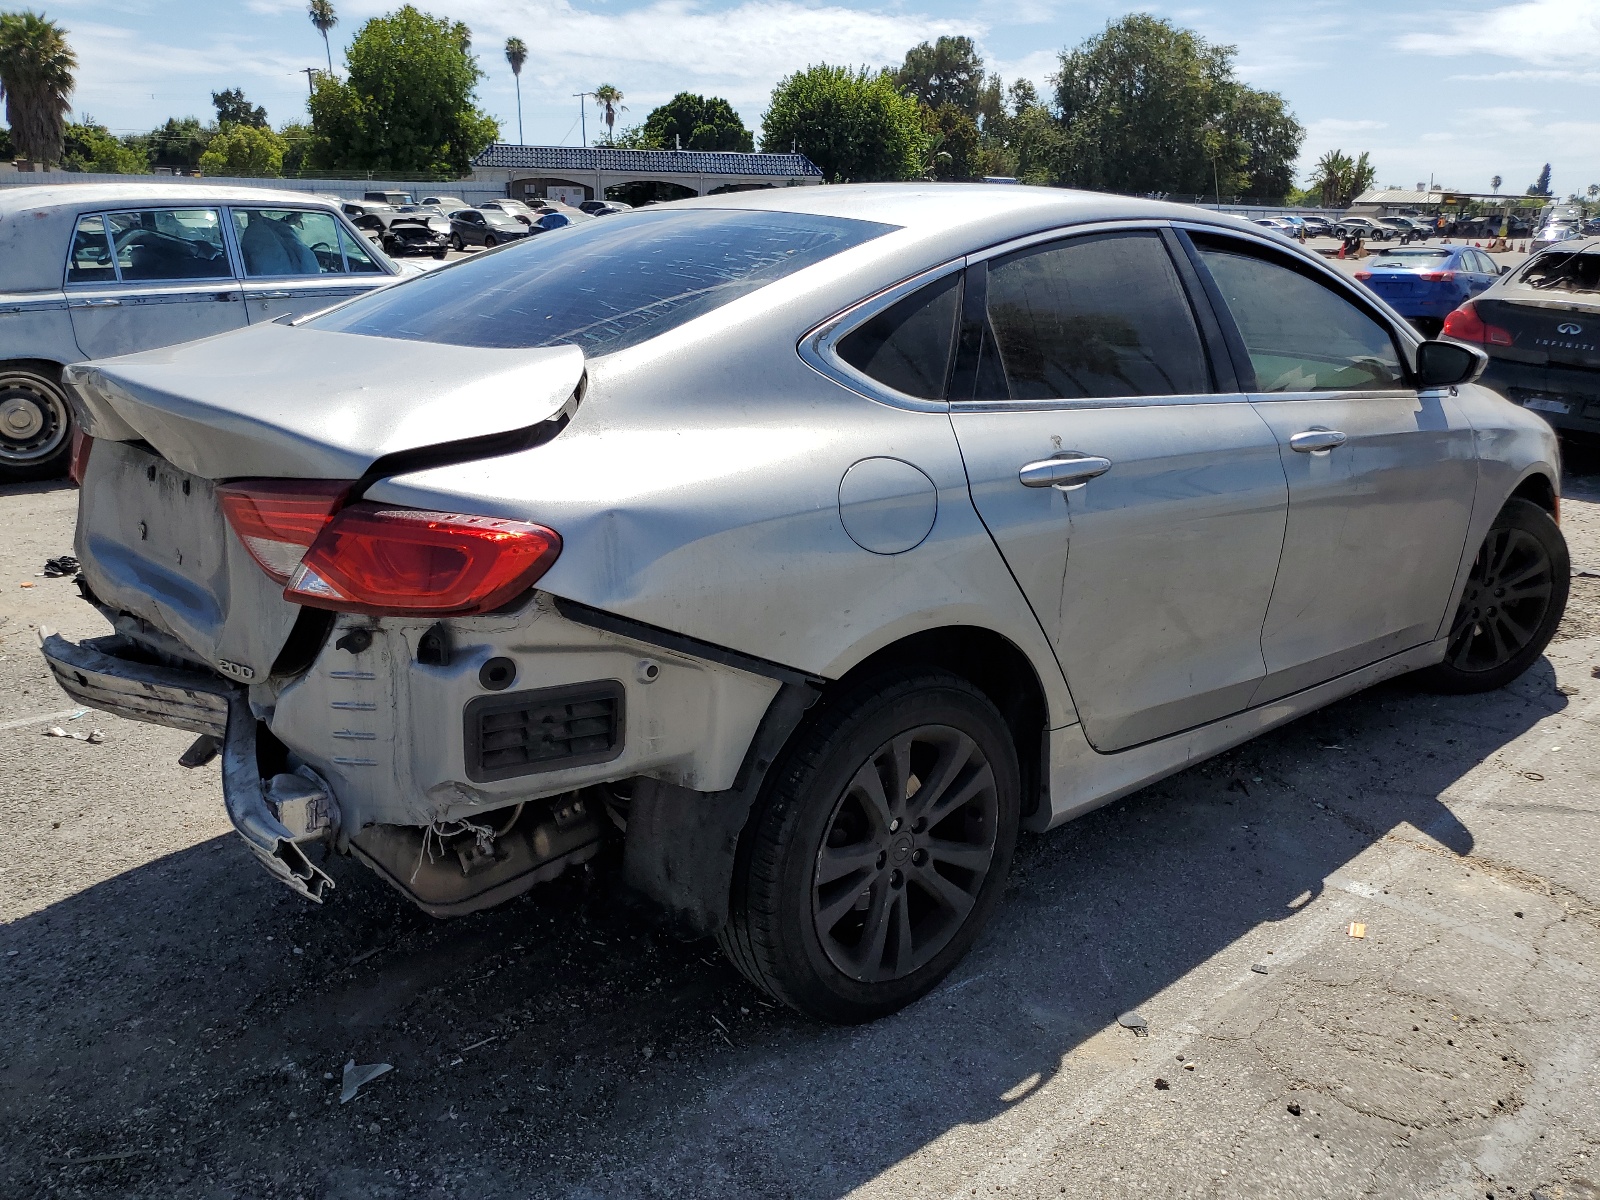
left=39, top=630, right=336, bottom=902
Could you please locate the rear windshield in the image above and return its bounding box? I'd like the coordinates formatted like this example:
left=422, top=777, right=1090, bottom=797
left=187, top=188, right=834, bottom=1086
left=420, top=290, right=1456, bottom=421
left=1376, top=249, right=1450, bottom=262
left=311, top=208, right=896, bottom=357
left=1518, top=251, right=1600, bottom=294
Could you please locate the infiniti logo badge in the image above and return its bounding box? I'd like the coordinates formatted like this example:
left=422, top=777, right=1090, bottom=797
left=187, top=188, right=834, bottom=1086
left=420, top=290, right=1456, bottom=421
left=1557, top=322, right=1583, bottom=335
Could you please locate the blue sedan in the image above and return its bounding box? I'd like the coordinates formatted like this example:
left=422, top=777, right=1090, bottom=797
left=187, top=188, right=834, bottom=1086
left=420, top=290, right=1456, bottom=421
left=1354, top=245, right=1504, bottom=335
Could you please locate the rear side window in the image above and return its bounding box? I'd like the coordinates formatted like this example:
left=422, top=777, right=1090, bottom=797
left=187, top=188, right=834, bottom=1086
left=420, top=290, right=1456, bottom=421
left=67, top=214, right=115, bottom=284
left=311, top=209, right=896, bottom=357
left=980, top=231, right=1211, bottom=400
left=836, top=272, right=960, bottom=400
left=103, top=208, right=231, bottom=282
left=1194, top=239, right=1405, bottom=392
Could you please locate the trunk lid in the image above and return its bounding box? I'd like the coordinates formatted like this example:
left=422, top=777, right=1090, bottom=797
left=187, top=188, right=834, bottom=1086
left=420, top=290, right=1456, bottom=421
left=66, top=321, right=584, bottom=480
left=1476, top=251, right=1600, bottom=372
left=69, top=324, right=583, bottom=678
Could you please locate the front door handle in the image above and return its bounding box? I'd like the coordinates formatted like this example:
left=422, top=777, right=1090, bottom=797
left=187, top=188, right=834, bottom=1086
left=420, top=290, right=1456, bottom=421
left=1289, top=429, right=1348, bottom=453
left=248, top=290, right=293, bottom=300
left=74, top=298, right=121, bottom=308
left=1019, top=455, right=1113, bottom=490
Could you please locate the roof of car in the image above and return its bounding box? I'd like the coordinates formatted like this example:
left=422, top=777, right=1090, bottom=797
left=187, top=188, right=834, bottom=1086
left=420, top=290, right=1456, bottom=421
left=0, top=182, right=339, bottom=217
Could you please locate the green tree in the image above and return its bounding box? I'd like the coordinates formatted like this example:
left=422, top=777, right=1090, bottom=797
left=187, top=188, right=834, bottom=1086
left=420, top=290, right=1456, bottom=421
left=1052, top=14, right=1302, bottom=199
left=0, top=10, right=75, bottom=164
left=761, top=64, right=927, bottom=182
left=639, top=92, right=752, bottom=152
left=592, top=83, right=624, bottom=144
left=920, top=102, right=980, bottom=180
left=1308, top=148, right=1375, bottom=208
left=199, top=122, right=285, bottom=176
left=278, top=120, right=312, bottom=174
left=60, top=118, right=145, bottom=173
left=212, top=87, right=267, bottom=128
left=307, top=6, right=498, bottom=175
left=895, top=36, right=985, bottom=115
left=144, top=115, right=211, bottom=171
left=504, top=36, right=525, bottom=144
left=1528, top=163, right=1552, bottom=196
left=308, top=0, right=336, bottom=74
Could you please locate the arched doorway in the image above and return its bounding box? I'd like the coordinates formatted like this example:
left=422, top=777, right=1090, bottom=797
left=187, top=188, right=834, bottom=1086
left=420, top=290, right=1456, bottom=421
left=605, top=180, right=698, bottom=207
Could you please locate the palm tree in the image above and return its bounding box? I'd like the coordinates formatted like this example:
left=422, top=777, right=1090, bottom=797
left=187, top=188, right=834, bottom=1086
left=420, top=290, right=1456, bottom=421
left=0, top=11, right=76, bottom=166
left=504, top=37, right=526, bottom=144
left=593, top=84, right=625, bottom=145
left=307, top=0, right=336, bottom=75
left=1490, top=174, right=1502, bottom=195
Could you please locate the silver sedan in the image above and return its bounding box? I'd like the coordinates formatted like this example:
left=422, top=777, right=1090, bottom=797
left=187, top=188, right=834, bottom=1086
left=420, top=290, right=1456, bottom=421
left=44, top=185, right=1569, bottom=1023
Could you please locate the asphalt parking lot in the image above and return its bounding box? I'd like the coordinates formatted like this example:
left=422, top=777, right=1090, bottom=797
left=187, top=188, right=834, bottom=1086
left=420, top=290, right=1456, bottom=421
left=2, top=450, right=1599, bottom=1200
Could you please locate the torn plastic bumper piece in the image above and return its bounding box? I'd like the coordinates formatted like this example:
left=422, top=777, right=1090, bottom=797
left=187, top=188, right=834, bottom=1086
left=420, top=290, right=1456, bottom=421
left=38, top=630, right=336, bottom=902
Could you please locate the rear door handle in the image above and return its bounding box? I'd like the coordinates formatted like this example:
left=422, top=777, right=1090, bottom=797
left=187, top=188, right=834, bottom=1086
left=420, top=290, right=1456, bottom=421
left=1289, top=429, right=1348, bottom=453
left=1019, top=455, right=1113, bottom=490
left=248, top=290, right=293, bottom=299
left=74, top=298, right=121, bottom=308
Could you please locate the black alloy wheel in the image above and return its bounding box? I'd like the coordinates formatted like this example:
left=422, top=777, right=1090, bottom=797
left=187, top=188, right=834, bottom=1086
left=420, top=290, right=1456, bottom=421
left=0, top=363, right=73, bottom=483
left=720, top=670, right=1021, bottom=1023
left=1422, top=497, right=1569, bottom=693
left=483, top=234, right=497, bottom=249
left=449, top=233, right=464, bottom=251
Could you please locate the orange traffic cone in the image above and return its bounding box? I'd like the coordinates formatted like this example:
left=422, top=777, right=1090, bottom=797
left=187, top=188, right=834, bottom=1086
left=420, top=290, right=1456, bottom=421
left=1337, top=243, right=1346, bottom=259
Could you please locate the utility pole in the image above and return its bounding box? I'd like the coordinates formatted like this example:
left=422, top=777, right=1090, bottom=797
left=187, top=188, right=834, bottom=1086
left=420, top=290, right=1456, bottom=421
left=301, top=67, right=318, bottom=98
left=572, top=93, right=594, bottom=147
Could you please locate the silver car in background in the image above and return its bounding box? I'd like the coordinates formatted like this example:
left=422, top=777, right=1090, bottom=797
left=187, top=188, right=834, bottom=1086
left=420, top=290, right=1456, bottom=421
left=0, top=184, right=410, bottom=482
left=43, top=185, right=1569, bottom=1023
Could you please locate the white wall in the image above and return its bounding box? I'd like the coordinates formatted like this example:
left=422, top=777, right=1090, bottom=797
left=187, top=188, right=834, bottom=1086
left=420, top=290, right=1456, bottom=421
left=0, top=169, right=507, bottom=206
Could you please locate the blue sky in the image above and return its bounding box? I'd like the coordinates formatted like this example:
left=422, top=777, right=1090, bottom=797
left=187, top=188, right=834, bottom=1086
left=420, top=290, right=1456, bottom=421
left=50, top=0, right=1600, bottom=195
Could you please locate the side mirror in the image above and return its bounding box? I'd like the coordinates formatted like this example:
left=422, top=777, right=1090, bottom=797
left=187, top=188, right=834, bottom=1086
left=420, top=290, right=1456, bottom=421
left=1416, top=339, right=1485, bottom=389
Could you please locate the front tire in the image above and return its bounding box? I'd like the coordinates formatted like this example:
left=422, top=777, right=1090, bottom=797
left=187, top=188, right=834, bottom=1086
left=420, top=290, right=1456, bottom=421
left=0, top=362, right=72, bottom=483
left=719, top=671, right=1021, bottom=1023
left=1420, top=497, right=1569, bottom=693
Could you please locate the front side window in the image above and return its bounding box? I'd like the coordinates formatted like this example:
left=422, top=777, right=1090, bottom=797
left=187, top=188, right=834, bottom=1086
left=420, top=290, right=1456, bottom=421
left=981, top=231, right=1211, bottom=400
left=231, top=208, right=348, bottom=277
left=102, top=208, right=231, bottom=282
left=311, top=209, right=896, bottom=357
left=67, top=214, right=115, bottom=283
left=1518, top=250, right=1600, bottom=294
left=338, top=226, right=384, bottom=274
left=835, top=272, right=961, bottom=400
left=1194, top=237, right=1405, bottom=392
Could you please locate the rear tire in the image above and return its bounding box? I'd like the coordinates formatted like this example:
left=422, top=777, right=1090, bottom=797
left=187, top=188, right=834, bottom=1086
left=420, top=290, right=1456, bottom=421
left=719, top=670, right=1021, bottom=1024
left=483, top=234, right=497, bottom=248
left=449, top=233, right=464, bottom=251
left=1419, top=498, right=1569, bottom=693
left=0, top=362, right=72, bottom=483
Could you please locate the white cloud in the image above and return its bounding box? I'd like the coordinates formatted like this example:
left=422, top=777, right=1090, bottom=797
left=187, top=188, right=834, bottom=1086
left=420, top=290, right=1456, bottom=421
left=1307, top=117, right=1387, bottom=136
left=1399, top=0, right=1600, bottom=62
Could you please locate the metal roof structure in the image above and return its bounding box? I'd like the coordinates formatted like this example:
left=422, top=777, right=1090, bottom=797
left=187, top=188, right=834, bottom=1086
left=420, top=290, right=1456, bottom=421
left=473, top=144, right=823, bottom=178
left=1354, top=187, right=1547, bottom=207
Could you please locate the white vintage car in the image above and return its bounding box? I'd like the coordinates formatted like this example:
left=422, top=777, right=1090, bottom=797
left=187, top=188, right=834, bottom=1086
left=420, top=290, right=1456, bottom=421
left=0, top=183, right=414, bottom=482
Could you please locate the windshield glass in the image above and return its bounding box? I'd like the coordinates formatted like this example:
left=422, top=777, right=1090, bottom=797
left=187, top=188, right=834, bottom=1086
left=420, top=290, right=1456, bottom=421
left=1375, top=249, right=1450, bottom=265
left=311, top=208, right=897, bottom=356
left=1518, top=251, right=1600, bottom=294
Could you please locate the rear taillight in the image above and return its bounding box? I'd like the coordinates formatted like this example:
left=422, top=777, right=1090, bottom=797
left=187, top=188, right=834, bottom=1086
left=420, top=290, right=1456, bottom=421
left=1354, top=270, right=1372, bottom=280
left=68, top=430, right=93, bottom=486
left=1441, top=301, right=1513, bottom=346
left=285, top=504, right=561, bottom=616
left=1419, top=270, right=1457, bottom=282
left=218, top=480, right=349, bottom=582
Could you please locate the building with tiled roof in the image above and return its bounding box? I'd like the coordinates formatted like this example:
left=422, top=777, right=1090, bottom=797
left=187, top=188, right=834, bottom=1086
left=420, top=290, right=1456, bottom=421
left=470, top=144, right=824, bottom=207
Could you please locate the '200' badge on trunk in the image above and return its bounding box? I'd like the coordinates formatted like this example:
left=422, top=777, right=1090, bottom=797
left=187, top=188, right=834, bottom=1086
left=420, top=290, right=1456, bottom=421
left=216, top=657, right=256, bottom=682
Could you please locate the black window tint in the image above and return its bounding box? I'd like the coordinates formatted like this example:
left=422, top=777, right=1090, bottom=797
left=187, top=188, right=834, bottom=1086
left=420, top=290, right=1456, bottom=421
left=982, top=232, right=1210, bottom=400
left=67, top=214, right=115, bottom=283
left=312, top=209, right=896, bottom=357
left=836, top=272, right=960, bottom=399
left=1194, top=238, right=1405, bottom=392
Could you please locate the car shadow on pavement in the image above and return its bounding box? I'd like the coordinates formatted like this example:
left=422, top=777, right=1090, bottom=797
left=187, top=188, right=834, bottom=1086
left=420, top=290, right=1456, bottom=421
left=0, top=661, right=1562, bottom=1198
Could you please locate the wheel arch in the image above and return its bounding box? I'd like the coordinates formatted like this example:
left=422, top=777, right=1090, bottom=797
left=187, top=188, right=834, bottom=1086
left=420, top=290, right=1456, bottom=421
left=1510, top=469, right=1558, bottom=517
left=823, top=624, right=1050, bottom=822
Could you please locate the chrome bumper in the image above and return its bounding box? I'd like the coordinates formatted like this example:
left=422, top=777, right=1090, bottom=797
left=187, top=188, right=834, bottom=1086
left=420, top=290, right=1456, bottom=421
left=39, top=631, right=335, bottom=901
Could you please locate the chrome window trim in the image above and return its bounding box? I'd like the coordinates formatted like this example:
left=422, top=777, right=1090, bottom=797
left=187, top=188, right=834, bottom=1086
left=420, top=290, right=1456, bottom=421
left=963, top=216, right=1171, bottom=264
left=63, top=204, right=236, bottom=289
left=798, top=259, right=965, bottom=414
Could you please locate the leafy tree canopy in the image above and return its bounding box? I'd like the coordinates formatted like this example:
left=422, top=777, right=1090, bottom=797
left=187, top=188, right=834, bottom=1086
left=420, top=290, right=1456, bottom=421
left=1528, top=162, right=1552, bottom=196
left=895, top=36, right=985, bottom=115
left=199, top=122, right=286, bottom=176
left=60, top=118, right=144, bottom=173
left=0, top=9, right=76, bottom=163
left=212, top=87, right=267, bottom=128
left=640, top=92, right=752, bottom=152
left=1308, top=148, right=1375, bottom=208
left=761, top=64, right=927, bottom=182
left=1052, top=14, right=1303, bottom=201
left=308, top=5, right=498, bottom=175
left=142, top=115, right=211, bottom=170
